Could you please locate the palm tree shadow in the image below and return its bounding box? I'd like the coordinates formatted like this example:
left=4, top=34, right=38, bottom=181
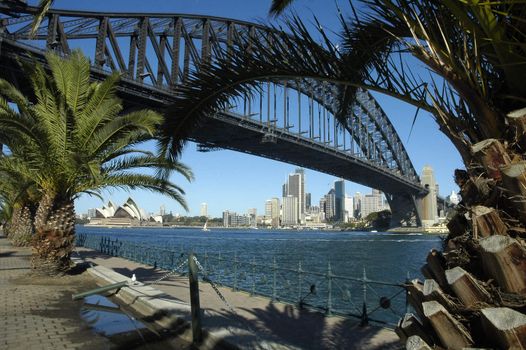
left=204, top=302, right=401, bottom=349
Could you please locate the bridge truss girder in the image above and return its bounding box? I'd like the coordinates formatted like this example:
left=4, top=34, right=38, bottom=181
left=0, top=4, right=427, bottom=225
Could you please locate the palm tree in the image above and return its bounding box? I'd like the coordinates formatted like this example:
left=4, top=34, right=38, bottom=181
left=157, top=1, right=525, bottom=346
left=0, top=50, right=193, bottom=275
left=0, top=168, right=39, bottom=246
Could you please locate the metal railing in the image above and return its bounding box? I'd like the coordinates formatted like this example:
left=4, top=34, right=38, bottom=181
left=76, top=234, right=408, bottom=326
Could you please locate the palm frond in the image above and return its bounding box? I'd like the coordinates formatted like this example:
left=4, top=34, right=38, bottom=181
left=86, top=173, right=189, bottom=211
left=269, top=0, right=296, bottom=17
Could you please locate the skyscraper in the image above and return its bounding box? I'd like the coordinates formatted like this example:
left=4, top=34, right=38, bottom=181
left=344, top=195, right=354, bottom=221
left=305, top=193, right=311, bottom=210
left=200, top=203, right=208, bottom=217
left=266, top=198, right=280, bottom=228
left=324, top=189, right=336, bottom=221
left=248, top=208, right=257, bottom=226
left=160, top=204, right=166, bottom=216
left=282, top=195, right=298, bottom=226
left=283, top=168, right=306, bottom=224
left=420, top=165, right=438, bottom=226
left=353, top=192, right=362, bottom=218
left=334, top=179, right=345, bottom=222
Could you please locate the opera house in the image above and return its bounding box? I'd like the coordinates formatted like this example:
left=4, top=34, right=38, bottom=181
left=87, top=197, right=158, bottom=226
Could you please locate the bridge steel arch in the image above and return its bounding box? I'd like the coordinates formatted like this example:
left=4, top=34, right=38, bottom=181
left=0, top=4, right=427, bottom=226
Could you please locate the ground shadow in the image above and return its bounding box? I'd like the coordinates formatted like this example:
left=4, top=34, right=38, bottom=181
left=202, top=302, right=401, bottom=350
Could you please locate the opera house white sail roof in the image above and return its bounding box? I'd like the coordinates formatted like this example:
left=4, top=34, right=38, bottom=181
left=95, top=198, right=146, bottom=220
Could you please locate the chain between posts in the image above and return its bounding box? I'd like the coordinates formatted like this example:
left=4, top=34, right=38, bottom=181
left=145, top=258, right=188, bottom=287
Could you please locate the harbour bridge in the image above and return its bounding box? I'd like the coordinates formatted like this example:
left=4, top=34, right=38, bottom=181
left=0, top=3, right=431, bottom=226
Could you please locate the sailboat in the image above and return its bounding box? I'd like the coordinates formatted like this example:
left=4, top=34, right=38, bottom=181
left=202, top=220, right=210, bottom=232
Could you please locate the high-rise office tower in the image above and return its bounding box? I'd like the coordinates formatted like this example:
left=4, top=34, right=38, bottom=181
left=361, top=193, right=378, bottom=218
left=265, top=198, right=280, bottom=228
left=305, top=193, right=311, bottom=210
left=324, top=189, right=336, bottom=221
left=248, top=208, right=257, bottom=226
left=222, top=210, right=234, bottom=227
left=420, top=165, right=438, bottom=226
left=282, top=195, right=298, bottom=225
left=334, top=179, right=345, bottom=222
left=160, top=204, right=166, bottom=216
left=284, top=168, right=306, bottom=224
left=344, top=195, right=354, bottom=221
left=353, top=192, right=362, bottom=218
left=200, top=203, right=208, bottom=217
left=319, top=197, right=327, bottom=221
left=282, top=183, right=288, bottom=198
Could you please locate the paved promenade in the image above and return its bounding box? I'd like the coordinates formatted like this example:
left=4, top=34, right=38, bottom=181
left=0, top=235, right=401, bottom=349
left=0, top=236, right=110, bottom=350
left=77, top=247, right=401, bottom=349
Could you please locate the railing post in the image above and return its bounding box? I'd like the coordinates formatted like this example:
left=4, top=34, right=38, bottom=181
left=251, top=256, right=256, bottom=295
left=327, top=261, right=332, bottom=315
left=233, top=252, right=238, bottom=291
left=360, top=267, right=369, bottom=327
left=218, top=251, right=222, bottom=285
left=272, top=256, right=277, bottom=301
left=405, top=271, right=410, bottom=314
left=188, top=253, right=203, bottom=344
left=297, top=261, right=302, bottom=302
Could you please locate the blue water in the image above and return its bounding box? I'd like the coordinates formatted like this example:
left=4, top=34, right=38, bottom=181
left=77, top=226, right=443, bottom=324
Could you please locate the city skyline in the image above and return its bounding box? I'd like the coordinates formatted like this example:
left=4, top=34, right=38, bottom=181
left=81, top=165, right=448, bottom=226
left=69, top=0, right=464, bottom=219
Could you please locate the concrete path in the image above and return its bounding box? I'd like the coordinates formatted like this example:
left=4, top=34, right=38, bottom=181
left=0, top=236, right=110, bottom=350
left=77, top=247, right=401, bottom=350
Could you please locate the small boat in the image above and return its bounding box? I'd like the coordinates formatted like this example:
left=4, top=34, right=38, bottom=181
left=371, top=230, right=378, bottom=233
left=202, top=221, right=210, bottom=232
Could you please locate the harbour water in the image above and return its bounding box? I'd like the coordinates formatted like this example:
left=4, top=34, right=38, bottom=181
left=77, top=226, right=443, bottom=325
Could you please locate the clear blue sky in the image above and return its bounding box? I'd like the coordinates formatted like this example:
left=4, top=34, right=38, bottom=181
left=36, top=0, right=464, bottom=217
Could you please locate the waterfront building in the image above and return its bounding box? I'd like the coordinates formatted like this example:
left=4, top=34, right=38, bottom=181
left=223, top=210, right=235, bottom=227
left=282, top=195, right=298, bottom=226
left=88, top=198, right=150, bottom=226
left=248, top=208, right=257, bottom=226
left=334, top=179, right=345, bottom=222
left=344, top=195, right=354, bottom=222
left=420, top=165, right=439, bottom=227
left=322, top=189, right=336, bottom=221
left=265, top=198, right=280, bottom=228
left=200, top=202, right=208, bottom=217
left=284, top=168, right=305, bottom=224
left=361, top=193, right=377, bottom=218
left=87, top=208, right=96, bottom=219
left=282, top=183, right=288, bottom=198
left=319, top=197, right=327, bottom=221
left=305, top=193, right=311, bottom=210
left=353, top=192, right=362, bottom=218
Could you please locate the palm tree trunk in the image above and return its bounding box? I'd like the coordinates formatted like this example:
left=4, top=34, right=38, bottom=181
left=10, top=205, right=34, bottom=247
left=400, top=113, right=526, bottom=347
left=31, top=193, right=76, bottom=276
left=4, top=206, right=21, bottom=239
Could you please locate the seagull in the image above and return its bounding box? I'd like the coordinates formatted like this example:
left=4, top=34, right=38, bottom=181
left=131, top=273, right=137, bottom=285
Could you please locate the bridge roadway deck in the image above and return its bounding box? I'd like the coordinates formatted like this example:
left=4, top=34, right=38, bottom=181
left=76, top=246, right=401, bottom=349
left=192, top=112, right=424, bottom=196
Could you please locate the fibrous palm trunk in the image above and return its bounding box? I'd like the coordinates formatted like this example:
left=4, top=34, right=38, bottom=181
left=4, top=206, right=21, bottom=239
left=10, top=205, right=34, bottom=247
left=31, top=193, right=76, bottom=276
left=399, top=110, right=526, bottom=349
